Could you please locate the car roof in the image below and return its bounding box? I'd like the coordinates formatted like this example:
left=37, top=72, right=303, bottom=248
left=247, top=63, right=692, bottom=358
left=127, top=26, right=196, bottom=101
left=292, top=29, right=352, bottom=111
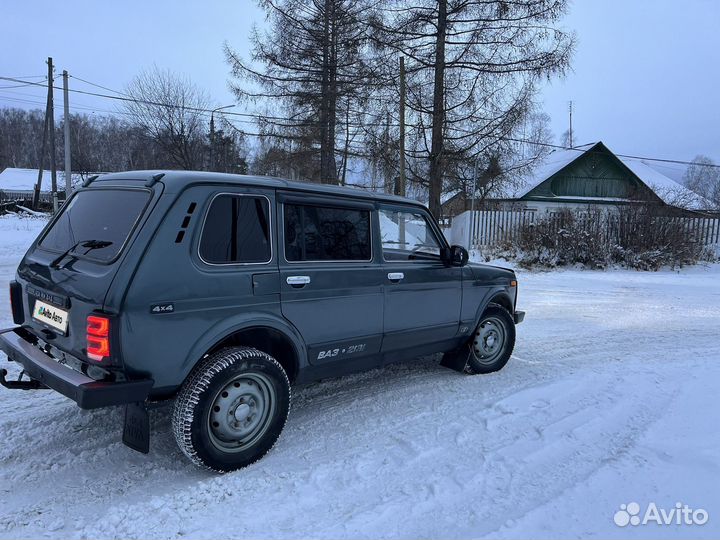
left=94, top=170, right=426, bottom=208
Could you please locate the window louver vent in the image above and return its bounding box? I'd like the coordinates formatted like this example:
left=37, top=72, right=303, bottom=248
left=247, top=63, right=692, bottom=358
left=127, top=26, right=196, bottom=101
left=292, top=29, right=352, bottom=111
left=174, top=202, right=197, bottom=244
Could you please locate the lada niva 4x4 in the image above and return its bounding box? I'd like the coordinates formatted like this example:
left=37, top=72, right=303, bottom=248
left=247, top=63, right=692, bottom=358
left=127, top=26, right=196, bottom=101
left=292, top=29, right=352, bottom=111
left=0, top=171, right=524, bottom=471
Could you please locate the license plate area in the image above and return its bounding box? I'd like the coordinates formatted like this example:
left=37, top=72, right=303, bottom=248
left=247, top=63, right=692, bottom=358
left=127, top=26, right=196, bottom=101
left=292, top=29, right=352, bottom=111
left=32, top=299, right=69, bottom=334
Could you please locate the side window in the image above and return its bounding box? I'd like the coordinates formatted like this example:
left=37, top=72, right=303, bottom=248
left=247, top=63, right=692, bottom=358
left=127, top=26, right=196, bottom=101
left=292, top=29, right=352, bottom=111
left=379, top=207, right=441, bottom=262
left=199, top=195, right=271, bottom=264
left=284, top=204, right=371, bottom=261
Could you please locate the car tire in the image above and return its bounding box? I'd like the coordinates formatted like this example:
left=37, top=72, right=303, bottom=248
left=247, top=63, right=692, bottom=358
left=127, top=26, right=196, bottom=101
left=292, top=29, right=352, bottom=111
left=465, top=304, right=516, bottom=374
left=172, top=346, right=290, bottom=472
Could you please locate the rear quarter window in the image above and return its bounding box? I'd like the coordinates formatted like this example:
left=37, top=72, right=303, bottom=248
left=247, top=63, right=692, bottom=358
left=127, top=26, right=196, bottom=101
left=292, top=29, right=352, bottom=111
left=39, top=188, right=151, bottom=262
left=198, top=194, right=271, bottom=264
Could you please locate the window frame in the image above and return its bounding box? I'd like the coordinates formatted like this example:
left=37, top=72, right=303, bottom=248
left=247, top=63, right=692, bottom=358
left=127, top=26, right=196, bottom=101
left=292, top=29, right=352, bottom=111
left=378, top=204, right=448, bottom=264
left=197, top=192, right=273, bottom=267
left=36, top=186, right=153, bottom=265
left=281, top=201, right=374, bottom=264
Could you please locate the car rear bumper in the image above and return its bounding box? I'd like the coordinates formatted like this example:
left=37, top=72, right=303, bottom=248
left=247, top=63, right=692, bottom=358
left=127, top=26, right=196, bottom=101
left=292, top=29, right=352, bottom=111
left=514, top=311, right=525, bottom=324
left=0, top=328, right=153, bottom=409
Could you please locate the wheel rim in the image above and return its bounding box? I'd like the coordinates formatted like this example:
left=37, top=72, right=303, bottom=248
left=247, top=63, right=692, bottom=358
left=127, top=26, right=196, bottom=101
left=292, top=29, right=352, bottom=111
left=207, top=372, right=276, bottom=452
left=471, top=316, right=506, bottom=365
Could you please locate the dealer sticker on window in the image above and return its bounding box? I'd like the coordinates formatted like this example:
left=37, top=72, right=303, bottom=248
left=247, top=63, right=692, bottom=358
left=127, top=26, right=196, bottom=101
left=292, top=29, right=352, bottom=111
left=32, top=300, right=69, bottom=334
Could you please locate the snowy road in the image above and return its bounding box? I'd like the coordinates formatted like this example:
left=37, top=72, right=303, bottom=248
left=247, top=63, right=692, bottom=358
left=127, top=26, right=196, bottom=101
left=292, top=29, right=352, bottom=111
left=0, top=214, right=718, bottom=539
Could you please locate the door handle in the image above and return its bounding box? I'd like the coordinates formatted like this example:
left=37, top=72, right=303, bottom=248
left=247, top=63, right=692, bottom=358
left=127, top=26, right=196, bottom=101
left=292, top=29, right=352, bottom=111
left=387, top=272, right=404, bottom=282
left=286, top=275, right=311, bottom=287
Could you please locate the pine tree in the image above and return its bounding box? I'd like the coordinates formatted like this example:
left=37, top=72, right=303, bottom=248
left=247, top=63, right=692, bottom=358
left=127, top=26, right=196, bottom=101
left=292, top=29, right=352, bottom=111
left=225, top=0, right=377, bottom=183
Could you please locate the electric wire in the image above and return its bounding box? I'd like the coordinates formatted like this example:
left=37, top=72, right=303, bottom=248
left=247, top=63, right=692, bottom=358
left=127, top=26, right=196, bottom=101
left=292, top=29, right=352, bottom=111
left=1, top=74, right=718, bottom=169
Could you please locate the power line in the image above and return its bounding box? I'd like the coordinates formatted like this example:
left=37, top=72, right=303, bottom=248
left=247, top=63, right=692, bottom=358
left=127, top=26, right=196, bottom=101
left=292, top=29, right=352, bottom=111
left=0, top=82, right=46, bottom=89
left=3, top=75, right=45, bottom=80
left=69, top=74, right=132, bottom=98
left=1, top=73, right=719, bottom=169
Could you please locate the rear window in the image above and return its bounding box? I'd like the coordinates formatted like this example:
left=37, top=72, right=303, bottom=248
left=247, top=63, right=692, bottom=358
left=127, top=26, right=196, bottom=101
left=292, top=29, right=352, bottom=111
left=39, top=189, right=150, bottom=262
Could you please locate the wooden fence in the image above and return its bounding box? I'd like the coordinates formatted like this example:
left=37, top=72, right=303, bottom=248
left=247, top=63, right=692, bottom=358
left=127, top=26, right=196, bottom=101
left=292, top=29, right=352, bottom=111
left=462, top=209, right=720, bottom=248
left=0, top=191, right=58, bottom=206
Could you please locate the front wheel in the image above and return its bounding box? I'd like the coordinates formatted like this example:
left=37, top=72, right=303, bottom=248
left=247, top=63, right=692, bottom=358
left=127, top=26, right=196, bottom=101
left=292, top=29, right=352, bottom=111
left=172, top=347, right=290, bottom=472
left=462, top=304, right=516, bottom=374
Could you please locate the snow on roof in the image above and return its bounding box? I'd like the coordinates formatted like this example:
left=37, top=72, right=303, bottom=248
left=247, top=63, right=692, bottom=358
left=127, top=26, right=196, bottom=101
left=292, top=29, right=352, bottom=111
left=0, top=168, right=84, bottom=192
left=441, top=189, right=462, bottom=205
left=508, top=142, right=710, bottom=210
left=508, top=143, right=595, bottom=199
left=616, top=157, right=711, bottom=210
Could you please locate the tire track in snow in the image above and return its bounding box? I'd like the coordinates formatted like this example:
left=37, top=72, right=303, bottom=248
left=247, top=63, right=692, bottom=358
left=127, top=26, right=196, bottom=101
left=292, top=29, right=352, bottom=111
left=0, top=215, right=718, bottom=539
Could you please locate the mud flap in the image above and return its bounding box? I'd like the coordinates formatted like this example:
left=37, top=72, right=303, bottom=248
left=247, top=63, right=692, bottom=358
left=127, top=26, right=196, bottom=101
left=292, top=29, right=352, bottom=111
left=440, top=346, right=471, bottom=373
left=123, top=402, right=150, bottom=454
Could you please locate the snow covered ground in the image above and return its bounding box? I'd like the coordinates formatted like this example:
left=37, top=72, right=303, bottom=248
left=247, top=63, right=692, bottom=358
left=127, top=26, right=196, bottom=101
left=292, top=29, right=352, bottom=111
left=0, top=214, right=718, bottom=539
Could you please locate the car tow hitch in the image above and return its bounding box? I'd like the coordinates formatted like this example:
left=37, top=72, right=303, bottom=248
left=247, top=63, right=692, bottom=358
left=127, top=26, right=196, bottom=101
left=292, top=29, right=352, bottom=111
left=0, top=368, right=47, bottom=390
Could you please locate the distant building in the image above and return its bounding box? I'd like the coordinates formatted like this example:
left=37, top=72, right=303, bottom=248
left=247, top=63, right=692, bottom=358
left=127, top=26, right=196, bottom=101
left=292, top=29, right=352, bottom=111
left=0, top=168, right=83, bottom=203
left=441, top=141, right=711, bottom=220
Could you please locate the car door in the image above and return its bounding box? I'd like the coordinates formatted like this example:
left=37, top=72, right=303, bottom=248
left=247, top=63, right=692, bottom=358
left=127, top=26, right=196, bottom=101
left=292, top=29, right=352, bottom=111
left=379, top=204, right=463, bottom=357
left=278, top=193, right=384, bottom=366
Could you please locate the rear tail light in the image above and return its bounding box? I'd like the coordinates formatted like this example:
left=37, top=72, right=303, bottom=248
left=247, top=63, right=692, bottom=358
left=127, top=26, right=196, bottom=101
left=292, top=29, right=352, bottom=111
left=9, top=281, right=24, bottom=325
left=87, top=315, right=111, bottom=362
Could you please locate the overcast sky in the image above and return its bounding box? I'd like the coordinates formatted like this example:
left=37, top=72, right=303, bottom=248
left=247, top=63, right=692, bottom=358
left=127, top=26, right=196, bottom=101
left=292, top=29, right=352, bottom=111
left=2, top=0, right=718, bottom=180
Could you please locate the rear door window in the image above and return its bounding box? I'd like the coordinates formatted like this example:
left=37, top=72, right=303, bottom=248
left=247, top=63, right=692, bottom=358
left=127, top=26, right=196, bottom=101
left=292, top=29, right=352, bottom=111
left=39, top=188, right=150, bottom=263
left=284, top=204, right=371, bottom=262
left=199, top=195, right=271, bottom=264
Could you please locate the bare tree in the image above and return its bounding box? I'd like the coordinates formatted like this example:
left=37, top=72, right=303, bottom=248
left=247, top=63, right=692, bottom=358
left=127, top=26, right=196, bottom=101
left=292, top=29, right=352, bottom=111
left=1, top=105, right=238, bottom=176
left=683, top=155, right=720, bottom=209
left=124, top=66, right=210, bottom=170
left=559, top=129, right=573, bottom=148
left=0, top=108, right=46, bottom=169
left=59, top=114, right=160, bottom=177
left=371, top=0, right=575, bottom=218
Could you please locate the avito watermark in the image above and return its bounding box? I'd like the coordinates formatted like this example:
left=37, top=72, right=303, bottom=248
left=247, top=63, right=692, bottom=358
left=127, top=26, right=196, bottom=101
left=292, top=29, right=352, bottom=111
left=614, top=502, right=709, bottom=527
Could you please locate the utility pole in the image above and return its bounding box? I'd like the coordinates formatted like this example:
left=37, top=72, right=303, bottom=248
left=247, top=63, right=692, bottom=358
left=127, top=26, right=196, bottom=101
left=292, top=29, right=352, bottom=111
left=397, top=56, right=406, bottom=197
left=63, top=70, right=71, bottom=199
left=467, top=159, right=479, bottom=251
left=384, top=110, right=391, bottom=193
left=210, top=104, right=234, bottom=171
left=32, top=91, right=50, bottom=210
left=47, top=58, right=58, bottom=213
left=209, top=114, right=215, bottom=171
left=568, top=100, right=573, bottom=149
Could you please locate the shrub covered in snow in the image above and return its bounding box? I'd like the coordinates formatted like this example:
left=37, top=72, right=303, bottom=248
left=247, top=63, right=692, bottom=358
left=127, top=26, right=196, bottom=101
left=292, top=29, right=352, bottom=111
left=488, top=207, right=715, bottom=270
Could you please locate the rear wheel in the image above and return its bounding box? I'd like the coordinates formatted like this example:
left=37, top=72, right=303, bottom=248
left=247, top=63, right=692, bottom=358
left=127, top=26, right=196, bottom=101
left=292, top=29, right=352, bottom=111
left=172, top=347, right=290, bottom=472
left=466, top=304, right=515, bottom=374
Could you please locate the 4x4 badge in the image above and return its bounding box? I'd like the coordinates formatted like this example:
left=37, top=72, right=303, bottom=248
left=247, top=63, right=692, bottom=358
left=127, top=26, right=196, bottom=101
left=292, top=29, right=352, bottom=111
left=150, top=303, right=175, bottom=314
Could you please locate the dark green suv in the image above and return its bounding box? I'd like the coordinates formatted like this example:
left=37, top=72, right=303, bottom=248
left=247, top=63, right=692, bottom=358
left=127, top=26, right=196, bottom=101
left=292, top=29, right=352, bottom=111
left=0, top=171, right=524, bottom=471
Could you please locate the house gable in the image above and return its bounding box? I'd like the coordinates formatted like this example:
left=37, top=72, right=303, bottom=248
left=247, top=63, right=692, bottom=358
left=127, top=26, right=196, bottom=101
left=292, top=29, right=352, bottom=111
left=523, top=142, right=659, bottom=203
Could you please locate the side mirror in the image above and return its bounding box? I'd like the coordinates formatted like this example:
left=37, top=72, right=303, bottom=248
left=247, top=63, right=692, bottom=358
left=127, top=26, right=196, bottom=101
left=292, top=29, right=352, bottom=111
left=443, top=245, right=469, bottom=267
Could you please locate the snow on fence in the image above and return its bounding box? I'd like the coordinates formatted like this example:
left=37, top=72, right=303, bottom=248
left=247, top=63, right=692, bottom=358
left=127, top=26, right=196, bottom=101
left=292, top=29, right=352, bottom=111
left=0, top=191, right=55, bottom=204
left=449, top=209, right=720, bottom=249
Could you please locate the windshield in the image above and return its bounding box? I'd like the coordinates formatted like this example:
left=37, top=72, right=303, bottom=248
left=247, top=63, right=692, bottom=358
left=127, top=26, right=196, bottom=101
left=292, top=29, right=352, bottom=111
left=39, top=188, right=150, bottom=262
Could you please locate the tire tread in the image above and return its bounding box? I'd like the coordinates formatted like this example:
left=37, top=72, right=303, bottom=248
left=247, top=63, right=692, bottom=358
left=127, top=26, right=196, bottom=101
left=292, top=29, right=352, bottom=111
left=172, top=347, right=290, bottom=472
